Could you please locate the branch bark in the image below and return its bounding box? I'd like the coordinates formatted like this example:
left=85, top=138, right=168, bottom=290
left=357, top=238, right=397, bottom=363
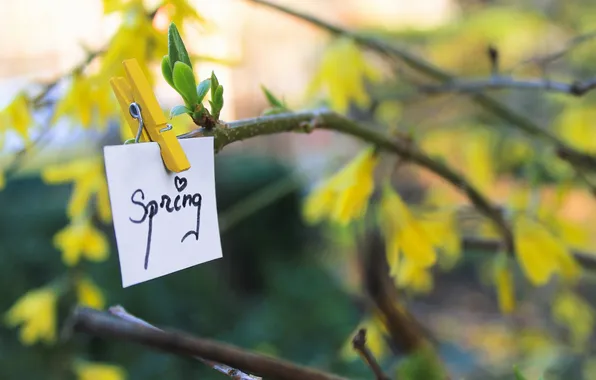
left=66, top=307, right=348, bottom=380
left=416, top=76, right=596, bottom=97
left=181, top=109, right=514, bottom=253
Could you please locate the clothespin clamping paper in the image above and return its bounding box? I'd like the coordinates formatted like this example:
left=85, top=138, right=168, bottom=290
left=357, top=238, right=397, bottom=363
left=110, top=58, right=191, bottom=173
left=104, top=58, right=222, bottom=288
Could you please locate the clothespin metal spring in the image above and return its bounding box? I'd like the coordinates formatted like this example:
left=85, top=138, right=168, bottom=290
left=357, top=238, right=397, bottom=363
left=129, top=102, right=174, bottom=144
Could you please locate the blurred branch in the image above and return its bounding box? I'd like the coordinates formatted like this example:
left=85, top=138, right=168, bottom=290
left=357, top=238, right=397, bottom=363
left=248, top=0, right=596, bottom=174
left=352, top=328, right=391, bottom=380
left=417, top=76, right=596, bottom=97
left=66, top=307, right=349, bottom=380
left=360, top=227, right=449, bottom=378
left=181, top=109, right=514, bottom=253
left=518, top=30, right=596, bottom=69
left=108, top=306, right=261, bottom=380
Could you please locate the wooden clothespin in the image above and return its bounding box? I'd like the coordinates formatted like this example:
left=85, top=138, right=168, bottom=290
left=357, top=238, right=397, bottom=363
left=110, top=58, right=190, bottom=173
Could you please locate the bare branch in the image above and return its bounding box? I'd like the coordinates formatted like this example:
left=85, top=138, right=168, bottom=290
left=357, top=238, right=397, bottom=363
left=66, top=307, right=348, bottom=380
left=359, top=227, right=449, bottom=378
left=352, top=328, right=391, bottom=380
left=417, top=76, right=596, bottom=97
left=519, top=30, right=596, bottom=68
left=108, top=306, right=261, bottom=380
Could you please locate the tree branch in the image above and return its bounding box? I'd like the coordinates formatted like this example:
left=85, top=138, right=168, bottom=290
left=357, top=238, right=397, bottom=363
left=416, top=76, right=596, bottom=97
left=181, top=109, right=514, bottom=253
left=359, top=225, right=449, bottom=378
left=247, top=0, right=596, bottom=173
left=352, top=328, right=390, bottom=380
left=66, top=307, right=348, bottom=380
left=108, top=306, right=261, bottom=380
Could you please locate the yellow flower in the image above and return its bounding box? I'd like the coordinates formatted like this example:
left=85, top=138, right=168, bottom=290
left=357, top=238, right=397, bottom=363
left=418, top=210, right=461, bottom=270
left=54, top=217, right=109, bottom=266
left=74, top=361, right=126, bottom=380
left=394, top=258, right=434, bottom=294
left=42, top=157, right=111, bottom=222
left=555, top=104, right=596, bottom=153
left=493, top=257, right=515, bottom=314
left=161, top=0, right=206, bottom=28
left=76, top=276, right=105, bottom=310
left=378, top=183, right=437, bottom=274
left=99, top=3, right=166, bottom=85
left=53, top=74, right=117, bottom=129
left=5, top=287, right=58, bottom=345
left=0, top=93, right=33, bottom=145
left=513, top=214, right=581, bottom=286
left=461, top=130, right=495, bottom=193
left=306, top=37, right=382, bottom=113
left=552, top=291, right=594, bottom=348
left=304, top=148, right=378, bottom=225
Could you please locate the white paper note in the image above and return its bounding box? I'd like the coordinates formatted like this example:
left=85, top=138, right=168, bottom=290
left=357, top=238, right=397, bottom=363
left=103, top=137, right=222, bottom=287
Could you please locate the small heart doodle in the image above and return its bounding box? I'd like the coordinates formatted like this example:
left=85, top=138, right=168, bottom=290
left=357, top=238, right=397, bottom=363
left=174, top=176, right=188, bottom=193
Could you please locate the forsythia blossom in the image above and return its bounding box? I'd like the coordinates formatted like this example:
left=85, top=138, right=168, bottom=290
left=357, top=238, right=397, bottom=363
left=493, top=257, right=515, bottom=314
left=5, top=286, right=58, bottom=345
left=54, top=217, right=109, bottom=266
left=42, top=157, right=112, bottom=222
left=304, top=148, right=378, bottom=225
left=74, top=361, right=127, bottom=380
left=76, top=276, right=106, bottom=310
left=378, top=183, right=438, bottom=293
left=513, top=214, right=581, bottom=286
left=306, top=37, right=382, bottom=113
left=0, top=93, right=33, bottom=145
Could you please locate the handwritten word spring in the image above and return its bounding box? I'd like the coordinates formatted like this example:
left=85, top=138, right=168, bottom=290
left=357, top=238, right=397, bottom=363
left=129, top=176, right=202, bottom=269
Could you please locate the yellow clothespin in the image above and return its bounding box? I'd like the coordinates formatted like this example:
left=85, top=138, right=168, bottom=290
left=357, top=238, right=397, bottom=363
left=110, top=58, right=190, bottom=173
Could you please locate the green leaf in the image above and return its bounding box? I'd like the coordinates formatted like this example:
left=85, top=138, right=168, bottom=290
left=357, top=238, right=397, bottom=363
left=170, top=105, right=189, bottom=118
left=196, top=79, right=211, bottom=102
left=161, top=55, right=174, bottom=88
left=261, top=85, right=285, bottom=108
left=168, top=23, right=192, bottom=71
left=210, top=71, right=219, bottom=97
left=173, top=61, right=198, bottom=106
left=396, top=348, right=444, bottom=380
left=514, top=367, right=528, bottom=380
left=212, top=85, right=224, bottom=119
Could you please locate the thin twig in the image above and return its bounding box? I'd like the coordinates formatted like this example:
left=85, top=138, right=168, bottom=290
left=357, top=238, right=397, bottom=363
left=416, top=76, right=596, bottom=97
left=67, top=307, right=348, bottom=380
left=519, top=30, right=596, bottom=69
left=108, top=306, right=261, bottom=380
left=352, top=328, right=390, bottom=380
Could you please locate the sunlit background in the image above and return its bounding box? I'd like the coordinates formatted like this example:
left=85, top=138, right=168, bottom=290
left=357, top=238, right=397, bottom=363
left=3, top=1, right=596, bottom=379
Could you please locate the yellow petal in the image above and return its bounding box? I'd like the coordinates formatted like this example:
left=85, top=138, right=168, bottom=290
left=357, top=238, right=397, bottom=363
left=513, top=215, right=559, bottom=286
left=5, top=287, right=58, bottom=345
left=76, top=277, right=105, bottom=310
left=494, top=259, right=515, bottom=314
left=303, top=148, right=377, bottom=225
left=83, top=225, right=109, bottom=262
left=74, top=361, right=127, bottom=380
left=379, top=184, right=436, bottom=268
left=395, top=258, right=433, bottom=294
